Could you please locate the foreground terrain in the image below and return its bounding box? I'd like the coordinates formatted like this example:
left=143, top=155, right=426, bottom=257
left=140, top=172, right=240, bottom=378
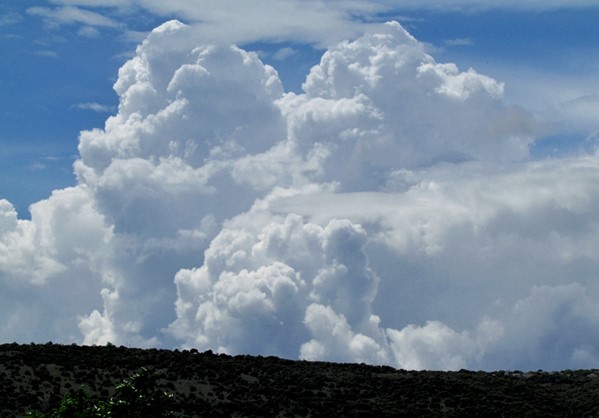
left=1, top=343, right=599, bottom=417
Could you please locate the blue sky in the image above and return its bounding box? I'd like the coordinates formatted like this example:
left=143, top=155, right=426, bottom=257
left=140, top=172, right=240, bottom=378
left=2, top=1, right=599, bottom=370
left=2, top=2, right=598, bottom=216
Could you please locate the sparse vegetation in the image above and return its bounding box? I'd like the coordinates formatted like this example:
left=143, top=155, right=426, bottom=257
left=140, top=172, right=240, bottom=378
left=2, top=343, right=599, bottom=417
left=25, top=366, right=174, bottom=418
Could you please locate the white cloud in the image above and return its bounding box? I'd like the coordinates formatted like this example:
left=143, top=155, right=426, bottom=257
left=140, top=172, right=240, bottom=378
left=272, top=47, right=298, bottom=61
left=167, top=209, right=387, bottom=361
left=77, top=25, right=100, bottom=37
left=3, top=18, right=599, bottom=371
left=191, top=151, right=599, bottom=367
left=276, top=21, right=535, bottom=192
left=444, top=38, right=474, bottom=47
left=48, top=0, right=129, bottom=6
left=31, top=1, right=599, bottom=58
left=165, top=150, right=599, bottom=370
left=387, top=321, right=475, bottom=371
left=73, top=102, right=115, bottom=112
left=376, top=0, right=599, bottom=11
left=27, top=5, right=120, bottom=29
left=0, top=200, right=18, bottom=235
left=301, top=303, right=390, bottom=365
left=29, top=0, right=596, bottom=140
left=43, top=0, right=599, bottom=19
left=0, top=188, right=112, bottom=343
left=34, top=0, right=385, bottom=46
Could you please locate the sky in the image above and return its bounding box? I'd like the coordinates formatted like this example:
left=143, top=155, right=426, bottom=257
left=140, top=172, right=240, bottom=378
left=1, top=1, right=599, bottom=371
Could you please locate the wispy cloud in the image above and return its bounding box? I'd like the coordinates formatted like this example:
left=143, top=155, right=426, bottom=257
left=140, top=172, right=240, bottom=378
left=29, top=1, right=599, bottom=47
left=77, top=25, right=100, bottom=37
left=27, top=6, right=121, bottom=29
left=72, top=102, right=115, bottom=112
left=444, top=37, right=474, bottom=47
left=47, top=0, right=127, bottom=5
left=0, top=10, right=23, bottom=26
left=272, top=47, right=298, bottom=61
left=33, top=49, right=59, bottom=58
left=377, top=0, right=599, bottom=11
left=0, top=34, right=25, bottom=41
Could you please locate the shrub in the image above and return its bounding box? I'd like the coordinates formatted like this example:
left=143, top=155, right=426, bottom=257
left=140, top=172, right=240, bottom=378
left=26, top=368, right=174, bottom=418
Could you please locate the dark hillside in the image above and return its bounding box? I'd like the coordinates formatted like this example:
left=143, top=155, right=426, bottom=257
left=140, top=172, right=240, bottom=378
left=1, top=343, right=599, bottom=417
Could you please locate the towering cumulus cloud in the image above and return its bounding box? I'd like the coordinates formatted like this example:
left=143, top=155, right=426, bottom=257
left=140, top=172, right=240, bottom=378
left=2, top=20, right=599, bottom=370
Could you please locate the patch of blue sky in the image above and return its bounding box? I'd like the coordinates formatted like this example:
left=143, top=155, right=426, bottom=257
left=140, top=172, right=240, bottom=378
left=0, top=151, right=75, bottom=217
left=530, top=133, right=599, bottom=160
left=389, top=9, right=599, bottom=159
left=0, top=2, right=126, bottom=217
left=394, top=8, right=599, bottom=64
left=241, top=41, right=325, bottom=93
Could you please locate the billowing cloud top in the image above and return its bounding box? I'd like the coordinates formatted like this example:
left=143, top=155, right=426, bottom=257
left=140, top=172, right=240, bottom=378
left=2, top=20, right=599, bottom=371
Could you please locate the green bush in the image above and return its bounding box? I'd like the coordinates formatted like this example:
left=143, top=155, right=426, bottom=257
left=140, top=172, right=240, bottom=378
left=26, top=368, right=174, bottom=418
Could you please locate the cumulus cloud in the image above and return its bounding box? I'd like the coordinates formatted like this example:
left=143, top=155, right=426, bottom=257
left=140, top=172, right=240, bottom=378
left=278, top=22, right=534, bottom=191
left=0, top=187, right=112, bottom=343
left=167, top=210, right=385, bottom=360
left=3, top=18, right=599, bottom=371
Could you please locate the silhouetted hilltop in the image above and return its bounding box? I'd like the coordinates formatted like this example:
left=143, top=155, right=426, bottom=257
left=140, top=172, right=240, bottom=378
left=1, top=343, right=599, bottom=417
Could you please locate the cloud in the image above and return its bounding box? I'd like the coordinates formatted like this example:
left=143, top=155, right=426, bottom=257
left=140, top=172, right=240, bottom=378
left=48, top=0, right=129, bottom=6
left=276, top=21, right=535, bottom=192
left=77, top=25, right=100, bottom=37
left=167, top=210, right=386, bottom=361
left=2, top=19, right=599, bottom=371
left=272, top=47, right=298, bottom=61
left=33, top=50, right=59, bottom=58
left=34, top=0, right=599, bottom=44
left=386, top=320, right=478, bottom=371
left=548, top=94, right=599, bottom=135
left=301, top=303, right=390, bottom=365
left=72, top=102, right=116, bottom=112
left=205, top=153, right=599, bottom=370
left=33, top=0, right=385, bottom=47
left=376, top=0, right=599, bottom=11
left=27, top=5, right=120, bottom=29
left=69, top=20, right=289, bottom=347
left=43, top=0, right=599, bottom=18
left=0, top=10, right=23, bottom=26
left=0, top=188, right=112, bottom=342
left=444, top=38, right=474, bottom=47
left=486, top=283, right=599, bottom=370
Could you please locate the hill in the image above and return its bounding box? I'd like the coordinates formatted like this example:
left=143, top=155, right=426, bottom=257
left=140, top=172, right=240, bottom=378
left=1, top=343, right=599, bottom=417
